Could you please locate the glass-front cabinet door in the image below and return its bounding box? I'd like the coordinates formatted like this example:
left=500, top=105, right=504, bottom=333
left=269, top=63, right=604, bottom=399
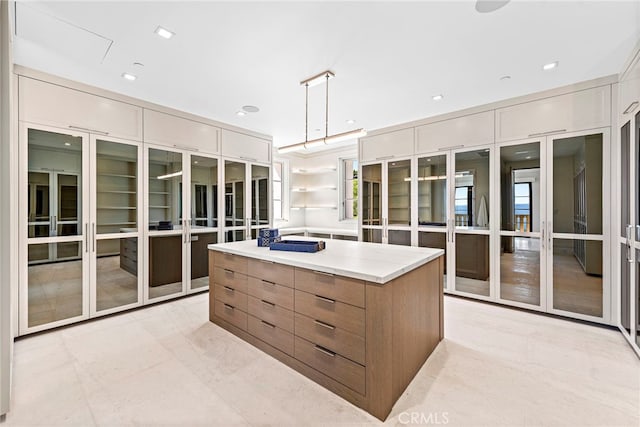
left=21, top=125, right=90, bottom=333
left=361, top=163, right=383, bottom=243
left=386, top=159, right=412, bottom=246
left=250, top=164, right=271, bottom=238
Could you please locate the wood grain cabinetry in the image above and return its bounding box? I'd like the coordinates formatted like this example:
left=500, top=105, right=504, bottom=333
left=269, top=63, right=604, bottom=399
left=209, top=250, right=444, bottom=421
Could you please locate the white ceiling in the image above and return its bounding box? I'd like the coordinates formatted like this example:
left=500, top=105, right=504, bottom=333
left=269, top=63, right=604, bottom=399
left=12, top=1, right=640, bottom=149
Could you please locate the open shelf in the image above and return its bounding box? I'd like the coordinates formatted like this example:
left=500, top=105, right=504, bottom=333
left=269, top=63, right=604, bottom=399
left=291, top=167, right=337, bottom=174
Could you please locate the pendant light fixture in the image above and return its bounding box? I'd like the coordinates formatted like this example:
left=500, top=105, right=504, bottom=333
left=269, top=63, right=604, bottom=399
left=278, top=70, right=366, bottom=154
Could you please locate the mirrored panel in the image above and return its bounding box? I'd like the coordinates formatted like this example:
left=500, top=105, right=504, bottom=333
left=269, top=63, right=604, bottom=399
left=225, top=161, right=245, bottom=227
left=636, top=249, right=640, bottom=347
left=500, top=143, right=540, bottom=232
left=191, top=156, right=218, bottom=228
left=148, top=148, right=182, bottom=230
left=635, top=111, right=640, bottom=229
left=621, top=244, right=631, bottom=333
left=252, top=164, right=270, bottom=226
left=417, top=155, right=446, bottom=227
left=96, top=238, right=138, bottom=311
left=362, top=164, right=381, bottom=226
left=621, top=121, right=630, bottom=237
left=149, top=235, right=183, bottom=299
left=28, top=242, right=83, bottom=327
left=455, top=233, right=490, bottom=296
left=552, top=133, right=602, bottom=235
left=500, top=237, right=540, bottom=305
left=27, top=129, right=83, bottom=238
left=418, top=231, right=447, bottom=281
left=552, top=238, right=602, bottom=317
left=455, top=149, right=489, bottom=228
left=362, top=228, right=382, bottom=243
left=388, top=229, right=411, bottom=246
left=387, top=160, right=411, bottom=226
left=96, top=140, right=138, bottom=234
left=191, top=232, right=217, bottom=290
left=225, top=229, right=246, bottom=242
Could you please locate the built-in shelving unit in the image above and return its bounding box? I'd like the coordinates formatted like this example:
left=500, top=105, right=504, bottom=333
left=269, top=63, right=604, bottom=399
left=290, top=165, right=338, bottom=213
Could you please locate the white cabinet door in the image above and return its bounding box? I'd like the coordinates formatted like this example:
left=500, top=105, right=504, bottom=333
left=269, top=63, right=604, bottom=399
left=143, top=109, right=220, bottom=154
left=416, top=110, right=494, bottom=154
left=19, top=77, right=143, bottom=141
left=360, top=128, right=414, bottom=162
left=620, top=55, right=640, bottom=120
left=495, top=86, right=611, bottom=142
left=221, top=129, right=271, bottom=164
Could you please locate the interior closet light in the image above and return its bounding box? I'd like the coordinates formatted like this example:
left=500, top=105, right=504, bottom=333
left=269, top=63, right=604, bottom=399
left=157, top=171, right=183, bottom=180
left=278, top=70, right=366, bottom=154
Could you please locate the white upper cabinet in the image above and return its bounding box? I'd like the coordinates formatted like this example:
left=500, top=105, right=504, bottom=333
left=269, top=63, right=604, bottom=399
left=360, top=128, right=414, bottom=162
left=19, top=77, right=143, bottom=141
left=619, top=55, right=640, bottom=120
left=416, top=110, right=494, bottom=154
left=495, top=86, right=611, bottom=142
left=143, top=109, right=220, bottom=154
left=221, top=129, right=271, bottom=164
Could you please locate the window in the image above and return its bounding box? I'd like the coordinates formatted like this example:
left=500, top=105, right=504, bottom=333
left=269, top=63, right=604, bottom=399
left=342, top=159, right=358, bottom=220
left=455, top=186, right=473, bottom=226
left=514, top=182, right=532, bottom=231
left=273, top=161, right=283, bottom=219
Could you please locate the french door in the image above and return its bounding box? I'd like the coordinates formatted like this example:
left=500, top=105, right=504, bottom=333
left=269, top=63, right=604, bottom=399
left=496, top=129, right=609, bottom=322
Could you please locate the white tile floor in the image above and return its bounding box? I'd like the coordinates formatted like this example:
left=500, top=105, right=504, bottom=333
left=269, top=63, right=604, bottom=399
left=4, top=294, right=639, bottom=426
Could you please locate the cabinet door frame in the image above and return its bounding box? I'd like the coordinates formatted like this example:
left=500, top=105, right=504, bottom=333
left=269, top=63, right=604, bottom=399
left=89, top=134, right=144, bottom=317
left=19, top=122, right=91, bottom=335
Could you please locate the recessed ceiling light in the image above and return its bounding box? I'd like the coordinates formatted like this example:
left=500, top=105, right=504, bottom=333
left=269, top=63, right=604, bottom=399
left=242, top=105, right=260, bottom=113
left=133, top=62, right=144, bottom=68
left=500, top=75, right=511, bottom=81
left=155, top=26, right=174, bottom=39
left=236, top=111, right=246, bottom=116
left=122, top=72, right=137, bottom=81
left=346, top=119, right=356, bottom=124
left=475, top=1, right=510, bottom=13
left=64, top=142, right=71, bottom=146
left=432, top=94, right=443, bottom=101
left=543, top=61, right=558, bottom=71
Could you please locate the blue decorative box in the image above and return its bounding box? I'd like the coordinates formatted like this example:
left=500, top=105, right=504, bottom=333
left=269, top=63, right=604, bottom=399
left=259, top=228, right=280, bottom=238
left=257, top=235, right=281, bottom=247
left=269, top=240, right=325, bottom=253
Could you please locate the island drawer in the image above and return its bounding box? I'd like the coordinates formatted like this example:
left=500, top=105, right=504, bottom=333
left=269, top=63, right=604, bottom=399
left=247, top=277, right=294, bottom=310
left=294, top=336, right=365, bottom=395
left=214, top=252, right=248, bottom=274
left=248, top=315, right=294, bottom=356
left=214, top=284, right=248, bottom=312
left=294, top=269, right=365, bottom=308
left=294, top=290, right=365, bottom=337
left=294, top=312, right=365, bottom=365
left=248, top=259, right=294, bottom=287
left=213, top=267, right=248, bottom=293
left=214, top=299, right=247, bottom=331
left=247, top=295, right=294, bottom=333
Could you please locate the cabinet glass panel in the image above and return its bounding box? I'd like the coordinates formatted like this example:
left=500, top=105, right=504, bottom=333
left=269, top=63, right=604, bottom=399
left=552, top=238, right=602, bottom=317
left=191, top=156, right=218, bottom=228
left=225, top=229, right=245, bottom=242
left=636, top=111, right=640, bottom=230
left=621, top=244, right=631, bottom=333
left=96, top=238, right=138, bottom=311
left=362, top=228, right=382, bottom=243
left=362, top=164, right=381, bottom=226
left=387, top=160, right=411, bottom=226
left=419, top=231, right=447, bottom=276
left=27, top=242, right=83, bottom=327
left=251, top=164, right=270, bottom=226
left=190, top=232, right=217, bottom=290
left=455, top=234, right=490, bottom=296
left=636, top=249, right=640, bottom=347
left=388, top=229, right=411, bottom=246
left=417, top=155, right=447, bottom=227
left=621, top=122, right=630, bottom=236
left=96, top=140, right=138, bottom=234
left=149, top=235, right=183, bottom=298
left=500, top=237, right=541, bottom=305
left=500, top=143, right=540, bottom=232
left=552, top=134, right=602, bottom=234
left=148, top=148, right=182, bottom=230
left=225, top=160, right=245, bottom=227
left=455, top=149, right=490, bottom=228
left=27, top=129, right=83, bottom=238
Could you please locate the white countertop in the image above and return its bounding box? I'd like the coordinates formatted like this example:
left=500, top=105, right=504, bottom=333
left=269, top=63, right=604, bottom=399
left=208, top=238, right=443, bottom=284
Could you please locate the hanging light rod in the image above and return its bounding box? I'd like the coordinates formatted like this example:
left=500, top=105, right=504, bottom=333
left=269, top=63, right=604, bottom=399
left=279, top=70, right=366, bottom=154
left=300, top=70, right=335, bottom=87
left=157, top=170, right=183, bottom=180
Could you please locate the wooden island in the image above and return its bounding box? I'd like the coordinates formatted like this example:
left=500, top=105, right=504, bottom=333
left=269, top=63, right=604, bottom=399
left=208, top=239, right=444, bottom=421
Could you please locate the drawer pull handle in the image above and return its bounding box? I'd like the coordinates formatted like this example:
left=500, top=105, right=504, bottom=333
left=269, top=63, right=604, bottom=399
left=527, top=129, right=566, bottom=137
left=312, top=270, right=334, bottom=277
left=315, top=295, right=336, bottom=304
left=222, top=252, right=234, bottom=257
left=223, top=303, right=235, bottom=310
left=314, top=320, right=335, bottom=330
left=223, top=286, right=235, bottom=293
left=261, top=320, right=276, bottom=328
left=314, top=345, right=336, bottom=357
left=261, top=299, right=276, bottom=307
left=260, top=259, right=275, bottom=264
left=223, top=269, right=234, bottom=275
left=262, top=280, right=276, bottom=286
